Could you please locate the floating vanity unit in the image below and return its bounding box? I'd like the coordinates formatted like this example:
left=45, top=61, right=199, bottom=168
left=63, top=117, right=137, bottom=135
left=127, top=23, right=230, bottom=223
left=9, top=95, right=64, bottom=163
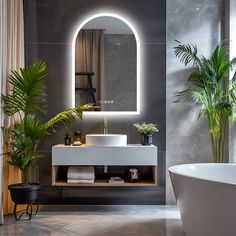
left=52, top=143, right=158, bottom=187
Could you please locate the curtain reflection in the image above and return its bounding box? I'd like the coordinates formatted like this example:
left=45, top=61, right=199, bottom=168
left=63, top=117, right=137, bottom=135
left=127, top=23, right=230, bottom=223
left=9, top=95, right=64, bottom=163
left=75, top=29, right=104, bottom=108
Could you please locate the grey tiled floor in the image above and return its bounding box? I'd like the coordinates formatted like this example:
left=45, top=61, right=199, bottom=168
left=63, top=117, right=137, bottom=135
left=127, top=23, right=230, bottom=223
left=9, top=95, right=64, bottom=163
left=1, top=205, right=185, bottom=236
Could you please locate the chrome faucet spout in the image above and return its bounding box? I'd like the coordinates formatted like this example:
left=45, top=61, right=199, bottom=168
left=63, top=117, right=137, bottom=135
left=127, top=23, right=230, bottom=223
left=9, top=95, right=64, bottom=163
left=103, top=118, right=108, bottom=134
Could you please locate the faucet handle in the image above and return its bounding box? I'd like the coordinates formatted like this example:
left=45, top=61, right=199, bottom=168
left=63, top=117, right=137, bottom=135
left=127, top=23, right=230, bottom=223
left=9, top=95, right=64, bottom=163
left=103, top=117, right=108, bottom=134
left=104, top=117, right=108, bottom=127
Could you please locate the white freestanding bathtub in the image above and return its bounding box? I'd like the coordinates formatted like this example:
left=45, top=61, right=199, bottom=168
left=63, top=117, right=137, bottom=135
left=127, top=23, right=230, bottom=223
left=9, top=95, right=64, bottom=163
left=169, top=163, right=236, bottom=236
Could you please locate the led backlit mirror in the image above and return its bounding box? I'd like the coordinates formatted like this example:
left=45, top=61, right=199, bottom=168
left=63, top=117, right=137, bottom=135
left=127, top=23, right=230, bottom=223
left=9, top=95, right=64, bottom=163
left=72, top=13, right=140, bottom=115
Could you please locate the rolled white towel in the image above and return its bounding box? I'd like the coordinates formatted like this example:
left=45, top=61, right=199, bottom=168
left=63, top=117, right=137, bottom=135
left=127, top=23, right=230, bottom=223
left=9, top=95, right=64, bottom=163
left=67, top=179, right=94, bottom=184
left=67, top=166, right=95, bottom=180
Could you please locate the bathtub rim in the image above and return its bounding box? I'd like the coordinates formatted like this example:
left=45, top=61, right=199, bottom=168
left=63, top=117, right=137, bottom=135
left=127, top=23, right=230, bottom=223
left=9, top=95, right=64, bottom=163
left=169, top=163, right=236, bottom=186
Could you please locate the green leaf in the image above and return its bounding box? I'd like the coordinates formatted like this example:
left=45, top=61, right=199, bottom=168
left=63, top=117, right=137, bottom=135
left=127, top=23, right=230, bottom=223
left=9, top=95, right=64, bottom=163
left=45, top=104, right=94, bottom=134
left=2, top=62, right=47, bottom=117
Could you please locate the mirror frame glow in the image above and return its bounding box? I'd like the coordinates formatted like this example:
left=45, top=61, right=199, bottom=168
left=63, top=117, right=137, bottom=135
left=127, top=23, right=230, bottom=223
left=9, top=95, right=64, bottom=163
left=72, top=13, right=140, bottom=116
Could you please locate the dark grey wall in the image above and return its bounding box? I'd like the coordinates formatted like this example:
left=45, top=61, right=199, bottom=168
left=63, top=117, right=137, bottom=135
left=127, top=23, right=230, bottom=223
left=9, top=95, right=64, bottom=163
left=104, top=34, right=136, bottom=111
left=24, top=0, right=166, bottom=204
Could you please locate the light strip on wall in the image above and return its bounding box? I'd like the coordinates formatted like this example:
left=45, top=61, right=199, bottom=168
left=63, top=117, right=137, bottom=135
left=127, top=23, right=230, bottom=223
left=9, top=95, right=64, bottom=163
left=71, top=12, right=141, bottom=116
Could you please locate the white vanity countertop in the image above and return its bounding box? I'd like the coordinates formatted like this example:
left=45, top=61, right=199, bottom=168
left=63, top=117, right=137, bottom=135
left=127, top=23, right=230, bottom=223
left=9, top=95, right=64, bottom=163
left=52, top=144, right=157, bottom=166
left=53, top=144, right=157, bottom=148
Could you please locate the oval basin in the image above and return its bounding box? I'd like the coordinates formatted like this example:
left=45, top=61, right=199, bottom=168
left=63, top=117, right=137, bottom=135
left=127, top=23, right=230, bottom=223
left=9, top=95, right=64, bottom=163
left=86, top=134, right=127, bottom=146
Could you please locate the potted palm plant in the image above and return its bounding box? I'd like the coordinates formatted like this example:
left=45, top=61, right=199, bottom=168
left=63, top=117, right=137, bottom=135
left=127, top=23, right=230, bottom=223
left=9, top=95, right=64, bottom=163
left=174, top=40, right=236, bottom=163
left=2, top=62, right=93, bottom=219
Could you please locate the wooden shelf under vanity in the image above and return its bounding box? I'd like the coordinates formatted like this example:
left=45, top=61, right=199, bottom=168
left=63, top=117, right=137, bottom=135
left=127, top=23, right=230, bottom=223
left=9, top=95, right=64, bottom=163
left=52, top=165, right=157, bottom=187
left=51, top=144, right=158, bottom=187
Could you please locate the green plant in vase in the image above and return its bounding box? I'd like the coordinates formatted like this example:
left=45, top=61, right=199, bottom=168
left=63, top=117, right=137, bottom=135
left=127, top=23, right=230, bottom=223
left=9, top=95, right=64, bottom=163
left=134, top=123, right=158, bottom=145
left=174, top=40, right=236, bottom=163
left=2, top=62, right=93, bottom=218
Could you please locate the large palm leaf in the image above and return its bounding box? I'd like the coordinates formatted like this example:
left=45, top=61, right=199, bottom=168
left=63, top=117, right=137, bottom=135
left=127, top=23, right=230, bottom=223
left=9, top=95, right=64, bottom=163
left=8, top=115, right=46, bottom=172
left=7, top=105, right=93, bottom=175
left=2, top=62, right=47, bottom=116
left=45, top=104, right=94, bottom=134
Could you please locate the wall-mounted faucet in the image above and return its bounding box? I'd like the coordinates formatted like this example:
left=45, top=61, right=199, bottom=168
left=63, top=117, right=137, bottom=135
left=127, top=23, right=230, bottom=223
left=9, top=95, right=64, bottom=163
left=103, top=117, right=109, bottom=174
left=103, top=117, right=109, bottom=134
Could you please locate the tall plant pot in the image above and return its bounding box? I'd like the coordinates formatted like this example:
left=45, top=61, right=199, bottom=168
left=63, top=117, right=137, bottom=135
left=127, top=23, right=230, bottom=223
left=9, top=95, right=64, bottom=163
left=141, top=134, right=152, bottom=145
left=8, top=183, right=40, bottom=221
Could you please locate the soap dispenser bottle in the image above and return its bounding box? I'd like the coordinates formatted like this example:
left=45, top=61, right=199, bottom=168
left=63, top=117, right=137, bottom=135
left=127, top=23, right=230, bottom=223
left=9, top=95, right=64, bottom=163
left=64, top=134, right=71, bottom=145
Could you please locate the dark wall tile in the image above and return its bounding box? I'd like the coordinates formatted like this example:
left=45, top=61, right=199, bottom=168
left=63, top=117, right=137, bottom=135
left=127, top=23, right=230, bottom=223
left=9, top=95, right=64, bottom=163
left=25, top=0, right=165, bottom=44
left=24, top=0, right=166, bottom=204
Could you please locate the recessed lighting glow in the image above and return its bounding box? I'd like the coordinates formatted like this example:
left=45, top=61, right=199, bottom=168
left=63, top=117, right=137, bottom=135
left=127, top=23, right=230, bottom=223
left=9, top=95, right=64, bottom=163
left=71, top=12, right=141, bottom=116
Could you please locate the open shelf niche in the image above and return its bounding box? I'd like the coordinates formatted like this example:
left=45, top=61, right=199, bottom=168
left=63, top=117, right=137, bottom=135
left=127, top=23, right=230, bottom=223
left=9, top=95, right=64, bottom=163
left=52, top=165, right=157, bottom=187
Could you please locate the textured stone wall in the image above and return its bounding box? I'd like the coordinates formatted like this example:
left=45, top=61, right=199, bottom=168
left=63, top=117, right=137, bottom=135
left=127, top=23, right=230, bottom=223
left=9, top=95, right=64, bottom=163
left=166, top=0, right=225, bottom=203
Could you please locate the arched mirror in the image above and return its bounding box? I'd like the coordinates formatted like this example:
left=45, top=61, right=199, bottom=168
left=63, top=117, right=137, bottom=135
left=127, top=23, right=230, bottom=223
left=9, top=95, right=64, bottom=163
left=72, top=13, right=140, bottom=115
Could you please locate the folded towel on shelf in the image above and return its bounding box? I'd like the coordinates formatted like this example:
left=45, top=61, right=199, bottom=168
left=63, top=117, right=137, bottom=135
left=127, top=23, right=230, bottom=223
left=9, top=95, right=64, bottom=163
left=67, top=166, right=95, bottom=180
left=67, top=179, right=94, bottom=184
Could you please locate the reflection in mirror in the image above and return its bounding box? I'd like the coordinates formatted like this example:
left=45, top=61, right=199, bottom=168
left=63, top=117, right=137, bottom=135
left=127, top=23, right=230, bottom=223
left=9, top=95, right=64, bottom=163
left=74, top=15, right=138, bottom=113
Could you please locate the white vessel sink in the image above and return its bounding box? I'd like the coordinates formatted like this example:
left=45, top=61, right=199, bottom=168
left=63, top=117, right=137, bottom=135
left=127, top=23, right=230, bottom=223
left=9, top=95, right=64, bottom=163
left=86, top=134, right=127, bottom=147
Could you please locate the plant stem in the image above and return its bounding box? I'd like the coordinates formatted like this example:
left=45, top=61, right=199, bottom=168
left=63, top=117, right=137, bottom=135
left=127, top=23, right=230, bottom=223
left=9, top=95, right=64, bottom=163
left=222, top=119, right=227, bottom=163
left=216, top=137, right=219, bottom=163
left=218, top=136, right=221, bottom=163
left=210, top=134, right=216, bottom=162
left=21, top=170, right=28, bottom=185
